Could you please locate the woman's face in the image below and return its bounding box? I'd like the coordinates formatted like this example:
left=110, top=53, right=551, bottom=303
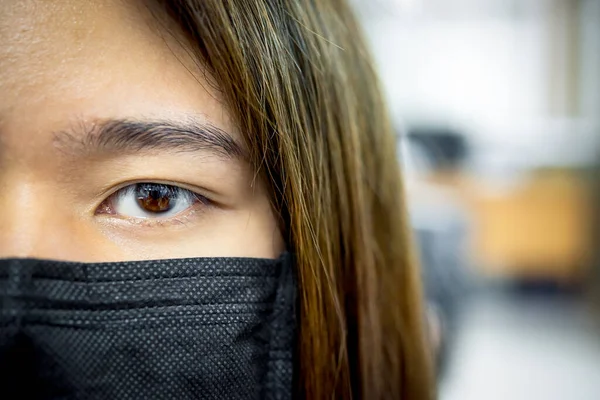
left=0, top=1, right=284, bottom=261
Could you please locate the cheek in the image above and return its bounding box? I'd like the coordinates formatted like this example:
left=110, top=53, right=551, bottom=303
left=0, top=210, right=283, bottom=263
left=93, top=207, right=284, bottom=261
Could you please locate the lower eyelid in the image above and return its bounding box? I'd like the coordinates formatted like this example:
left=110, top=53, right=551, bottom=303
left=97, top=202, right=206, bottom=228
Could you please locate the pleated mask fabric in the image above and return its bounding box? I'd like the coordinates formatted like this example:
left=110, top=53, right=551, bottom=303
left=0, top=253, right=295, bottom=400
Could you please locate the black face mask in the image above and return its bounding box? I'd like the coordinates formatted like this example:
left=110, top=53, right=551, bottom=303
left=0, top=254, right=295, bottom=400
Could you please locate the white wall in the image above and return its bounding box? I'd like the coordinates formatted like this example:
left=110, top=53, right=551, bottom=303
left=579, top=0, right=600, bottom=121
left=365, top=16, right=547, bottom=129
left=355, top=0, right=599, bottom=168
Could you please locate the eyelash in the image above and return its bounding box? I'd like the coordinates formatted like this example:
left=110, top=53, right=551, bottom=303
left=95, top=182, right=213, bottom=227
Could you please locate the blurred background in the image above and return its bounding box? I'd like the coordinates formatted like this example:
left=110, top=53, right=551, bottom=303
left=352, top=0, right=600, bottom=398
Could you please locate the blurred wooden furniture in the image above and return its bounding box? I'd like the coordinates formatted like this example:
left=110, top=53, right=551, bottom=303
left=468, top=171, right=594, bottom=282
left=424, top=170, right=595, bottom=283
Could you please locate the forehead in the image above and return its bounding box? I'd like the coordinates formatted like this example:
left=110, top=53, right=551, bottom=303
left=0, top=0, right=232, bottom=145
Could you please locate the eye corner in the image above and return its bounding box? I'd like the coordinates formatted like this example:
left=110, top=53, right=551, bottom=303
left=94, top=197, right=115, bottom=216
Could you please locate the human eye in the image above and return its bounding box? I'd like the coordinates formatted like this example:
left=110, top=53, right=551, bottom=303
left=95, top=182, right=211, bottom=224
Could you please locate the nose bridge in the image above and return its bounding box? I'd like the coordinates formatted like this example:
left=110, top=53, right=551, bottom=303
left=0, top=176, right=45, bottom=258
left=0, top=175, right=75, bottom=259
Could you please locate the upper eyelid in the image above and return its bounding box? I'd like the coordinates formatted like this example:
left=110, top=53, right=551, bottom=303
left=109, top=183, right=202, bottom=202
left=100, top=181, right=212, bottom=202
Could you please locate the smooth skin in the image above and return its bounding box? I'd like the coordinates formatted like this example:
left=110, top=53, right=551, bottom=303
left=0, top=0, right=284, bottom=261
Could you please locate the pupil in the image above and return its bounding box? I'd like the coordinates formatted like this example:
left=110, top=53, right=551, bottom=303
left=135, top=183, right=174, bottom=213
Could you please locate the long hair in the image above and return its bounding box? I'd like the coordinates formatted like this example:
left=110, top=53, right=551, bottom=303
left=154, top=1, right=433, bottom=398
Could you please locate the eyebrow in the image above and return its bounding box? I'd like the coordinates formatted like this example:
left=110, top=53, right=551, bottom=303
left=53, top=118, right=244, bottom=160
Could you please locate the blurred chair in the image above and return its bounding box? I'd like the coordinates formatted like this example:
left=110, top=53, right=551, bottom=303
left=401, top=125, right=472, bottom=376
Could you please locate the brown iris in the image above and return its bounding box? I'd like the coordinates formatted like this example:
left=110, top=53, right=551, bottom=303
left=135, top=183, right=174, bottom=213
